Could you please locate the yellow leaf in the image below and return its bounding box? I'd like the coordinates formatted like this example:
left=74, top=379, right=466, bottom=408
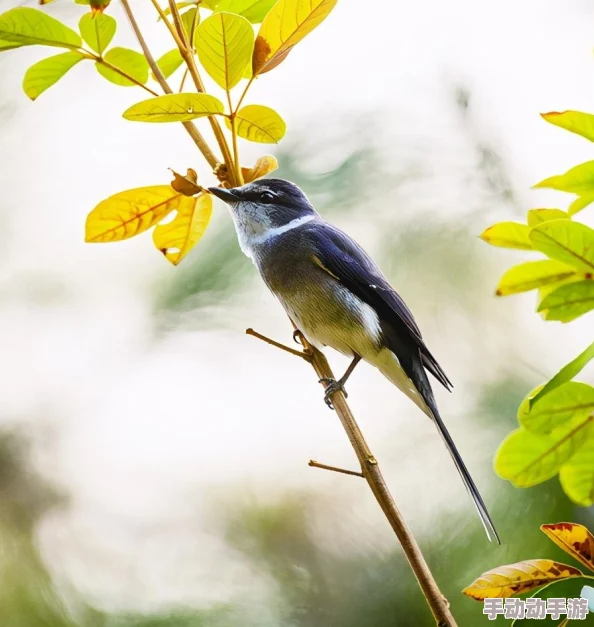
left=527, top=208, right=570, bottom=226
left=196, top=12, right=254, bottom=90
left=537, top=280, right=594, bottom=322
left=170, top=168, right=202, bottom=196
left=79, top=12, right=116, bottom=55
left=541, top=523, right=594, bottom=572
left=534, top=161, right=594, bottom=195
left=495, top=260, right=576, bottom=297
left=122, top=93, right=225, bottom=123
left=542, top=111, right=594, bottom=143
left=226, top=104, right=286, bottom=143
left=569, top=194, right=594, bottom=216
left=154, top=48, right=184, bottom=79
left=242, top=154, right=278, bottom=182
left=462, top=559, right=583, bottom=600
left=530, top=220, right=594, bottom=273
left=23, top=51, right=83, bottom=100
left=153, top=192, right=213, bottom=264
left=96, top=47, right=148, bottom=87
left=252, top=0, right=337, bottom=75
left=85, top=185, right=188, bottom=242
left=480, top=221, right=533, bottom=250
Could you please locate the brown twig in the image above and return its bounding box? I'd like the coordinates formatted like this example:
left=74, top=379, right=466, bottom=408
left=308, top=460, right=364, bottom=477
left=245, top=328, right=311, bottom=362
left=121, top=0, right=220, bottom=170
left=249, top=327, right=458, bottom=627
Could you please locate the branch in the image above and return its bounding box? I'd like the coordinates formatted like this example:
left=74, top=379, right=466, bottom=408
left=258, top=327, right=459, bottom=627
left=308, top=460, right=363, bottom=477
left=120, top=0, right=220, bottom=170
left=246, top=328, right=312, bottom=362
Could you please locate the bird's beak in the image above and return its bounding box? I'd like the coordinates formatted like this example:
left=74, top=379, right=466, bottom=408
left=208, top=187, right=239, bottom=203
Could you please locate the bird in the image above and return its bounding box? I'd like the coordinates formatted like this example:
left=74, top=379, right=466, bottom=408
left=209, top=178, right=500, bottom=544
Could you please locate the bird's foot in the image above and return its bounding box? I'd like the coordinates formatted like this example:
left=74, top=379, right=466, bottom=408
left=293, top=329, right=304, bottom=345
left=319, top=377, right=348, bottom=410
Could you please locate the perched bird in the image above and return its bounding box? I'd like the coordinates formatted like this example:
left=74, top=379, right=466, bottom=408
left=209, top=179, right=500, bottom=544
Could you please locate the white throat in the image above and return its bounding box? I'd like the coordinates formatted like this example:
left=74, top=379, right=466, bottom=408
left=234, top=214, right=316, bottom=259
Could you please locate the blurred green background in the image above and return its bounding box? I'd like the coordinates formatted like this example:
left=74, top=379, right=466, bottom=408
left=1, top=0, right=594, bottom=626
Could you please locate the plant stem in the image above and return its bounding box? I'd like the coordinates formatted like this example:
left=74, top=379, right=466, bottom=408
left=120, top=0, right=220, bottom=170
left=250, top=328, right=459, bottom=627
left=167, top=0, right=236, bottom=185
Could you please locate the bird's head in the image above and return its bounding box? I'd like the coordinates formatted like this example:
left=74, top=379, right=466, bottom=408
left=208, top=179, right=318, bottom=249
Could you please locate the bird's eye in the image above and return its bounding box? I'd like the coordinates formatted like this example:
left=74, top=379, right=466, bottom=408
left=260, top=191, right=275, bottom=202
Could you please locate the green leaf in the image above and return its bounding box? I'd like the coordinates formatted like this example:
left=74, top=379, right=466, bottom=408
left=480, top=221, right=533, bottom=250
left=215, top=0, right=277, bottom=23
left=0, top=7, right=81, bottom=48
left=122, top=93, right=225, bottom=122
left=534, top=161, right=594, bottom=195
left=22, top=50, right=83, bottom=100
left=541, top=110, right=594, bottom=143
left=253, top=0, right=337, bottom=75
left=0, top=39, right=22, bottom=52
left=227, top=104, right=286, bottom=143
left=560, top=434, right=594, bottom=506
left=527, top=208, right=569, bottom=226
left=79, top=12, right=115, bottom=55
left=568, top=195, right=594, bottom=216
left=155, top=48, right=183, bottom=79
left=495, top=260, right=576, bottom=296
left=181, top=7, right=200, bottom=46
left=96, top=47, right=149, bottom=86
left=196, top=12, right=254, bottom=90
left=529, top=341, right=594, bottom=409
left=538, top=280, right=594, bottom=322
left=519, top=382, right=594, bottom=434
left=495, top=419, right=593, bottom=488
left=529, top=220, right=594, bottom=272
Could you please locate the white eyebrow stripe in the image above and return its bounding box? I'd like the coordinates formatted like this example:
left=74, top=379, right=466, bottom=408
left=251, top=215, right=316, bottom=244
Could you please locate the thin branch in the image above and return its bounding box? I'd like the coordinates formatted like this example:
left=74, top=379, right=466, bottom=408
left=167, top=0, right=236, bottom=184
left=246, top=328, right=312, bottom=362
left=308, top=460, right=364, bottom=478
left=120, top=0, right=220, bottom=170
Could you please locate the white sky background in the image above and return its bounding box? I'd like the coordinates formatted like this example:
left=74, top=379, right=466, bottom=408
left=0, top=0, right=594, bottom=614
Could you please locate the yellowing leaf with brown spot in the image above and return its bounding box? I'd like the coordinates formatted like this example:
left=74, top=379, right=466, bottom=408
left=462, top=559, right=583, bottom=600
left=153, top=192, right=212, bottom=265
left=252, top=0, right=337, bottom=75
left=227, top=105, right=286, bottom=143
left=242, top=154, right=278, bottom=182
left=85, top=186, right=188, bottom=243
left=480, top=221, right=533, bottom=250
left=196, top=12, right=254, bottom=90
left=541, top=523, right=594, bottom=573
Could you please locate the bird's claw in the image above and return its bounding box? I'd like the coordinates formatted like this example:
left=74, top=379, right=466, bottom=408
left=319, top=377, right=348, bottom=410
left=293, top=329, right=304, bottom=345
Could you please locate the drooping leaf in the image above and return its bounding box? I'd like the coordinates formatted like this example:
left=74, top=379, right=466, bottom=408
left=252, top=0, right=337, bottom=75
left=518, top=382, right=594, bottom=434
left=538, top=280, right=594, bottom=322
left=78, top=12, right=115, bottom=55
left=96, top=47, right=149, bottom=86
left=560, top=437, right=594, bottom=507
left=122, top=93, right=225, bottom=122
left=480, top=222, right=533, bottom=250
left=85, top=186, right=187, bottom=242
left=542, top=111, right=594, bottom=143
left=241, top=154, right=278, bottom=182
left=541, top=523, right=594, bottom=572
left=495, top=260, right=576, bottom=297
left=494, top=420, right=593, bottom=488
left=462, top=560, right=583, bottom=600
left=170, top=168, right=201, bottom=196
left=215, top=0, right=277, bottom=23
left=196, top=12, right=254, bottom=90
left=529, top=220, right=594, bottom=272
left=227, top=104, right=286, bottom=143
left=22, top=51, right=83, bottom=100
left=534, top=161, right=594, bottom=195
left=527, top=208, right=570, bottom=226
left=529, top=342, right=594, bottom=409
left=0, top=7, right=81, bottom=48
left=155, top=48, right=184, bottom=78
left=153, top=192, right=213, bottom=265
left=569, top=195, right=594, bottom=216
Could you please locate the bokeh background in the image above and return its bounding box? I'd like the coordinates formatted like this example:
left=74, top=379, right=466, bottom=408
left=1, top=0, right=594, bottom=625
